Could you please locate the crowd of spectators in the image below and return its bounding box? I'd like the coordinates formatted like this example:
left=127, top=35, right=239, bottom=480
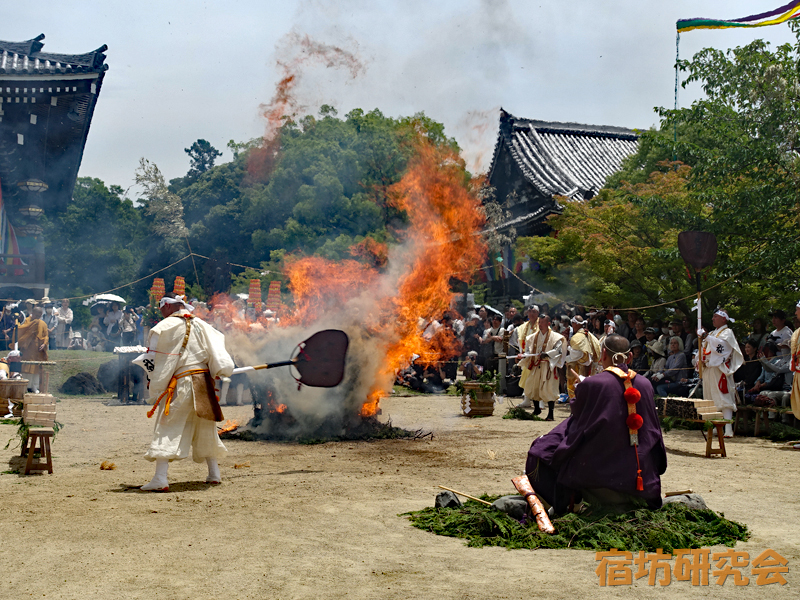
left=392, top=298, right=800, bottom=403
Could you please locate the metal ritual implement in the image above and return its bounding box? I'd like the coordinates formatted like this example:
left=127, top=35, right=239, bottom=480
left=677, top=231, right=718, bottom=380
left=677, top=231, right=717, bottom=271
left=230, top=329, right=349, bottom=388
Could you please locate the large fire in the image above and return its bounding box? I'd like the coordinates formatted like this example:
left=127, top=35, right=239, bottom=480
left=204, top=135, right=486, bottom=426
left=204, top=35, right=487, bottom=437
left=280, top=135, right=487, bottom=416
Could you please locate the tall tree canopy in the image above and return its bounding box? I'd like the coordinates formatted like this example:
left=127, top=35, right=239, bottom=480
left=42, top=108, right=462, bottom=304
left=44, top=177, right=146, bottom=297
left=519, top=27, right=800, bottom=326
left=185, top=139, right=222, bottom=178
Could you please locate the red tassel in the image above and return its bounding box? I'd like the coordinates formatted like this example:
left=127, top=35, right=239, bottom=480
left=636, top=474, right=644, bottom=491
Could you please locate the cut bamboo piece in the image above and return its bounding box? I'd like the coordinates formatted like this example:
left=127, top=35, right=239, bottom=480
left=437, top=485, right=492, bottom=506
left=511, top=475, right=555, bottom=534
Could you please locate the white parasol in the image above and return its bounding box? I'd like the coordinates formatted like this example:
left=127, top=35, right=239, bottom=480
left=92, top=294, right=126, bottom=304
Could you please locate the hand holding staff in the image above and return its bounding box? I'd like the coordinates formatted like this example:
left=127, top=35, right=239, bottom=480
left=511, top=474, right=555, bottom=534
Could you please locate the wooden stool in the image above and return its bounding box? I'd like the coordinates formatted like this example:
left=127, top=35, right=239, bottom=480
left=24, top=428, right=54, bottom=474
left=705, top=420, right=727, bottom=458
left=22, top=393, right=56, bottom=475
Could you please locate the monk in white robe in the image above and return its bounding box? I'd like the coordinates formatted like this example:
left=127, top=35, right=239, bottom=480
left=518, top=314, right=566, bottom=421
left=565, top=316, right=601, bottom=399
left=700, top=309, right=743, bottom=438
left=515, top=305, right=539, bottom=409
left=134, top=293, right=234, bottom=491
left=789, top=302, right=800, bottom=440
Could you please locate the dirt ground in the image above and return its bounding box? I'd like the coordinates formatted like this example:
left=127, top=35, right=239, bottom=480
left=0, top=392, right=797, bottom=599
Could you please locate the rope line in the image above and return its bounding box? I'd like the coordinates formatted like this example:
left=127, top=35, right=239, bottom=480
left=499, top=248, right=779, bottom=314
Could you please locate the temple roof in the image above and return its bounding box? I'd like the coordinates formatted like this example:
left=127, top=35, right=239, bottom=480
left=489, top=109, right=639, bottom=202
left=0, top=34, right=108, bottom=75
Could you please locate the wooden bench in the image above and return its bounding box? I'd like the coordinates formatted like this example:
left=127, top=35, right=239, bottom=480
left=21, top=393, right=56, bottom=475
left=734, top=405, right=795, bottom=436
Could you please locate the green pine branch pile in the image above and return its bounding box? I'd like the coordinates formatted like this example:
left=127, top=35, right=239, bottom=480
left=404, top=497, right=748, bottom=552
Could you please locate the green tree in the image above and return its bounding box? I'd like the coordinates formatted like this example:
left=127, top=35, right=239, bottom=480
left=185, top=139, right=222, bottom=178
left=44, top=177, right=147, bottom=299
left=527, top=29, right=800, bottom=327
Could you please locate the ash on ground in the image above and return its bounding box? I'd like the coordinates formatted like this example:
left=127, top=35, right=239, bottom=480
left=220, top=381, right=432, bottom=444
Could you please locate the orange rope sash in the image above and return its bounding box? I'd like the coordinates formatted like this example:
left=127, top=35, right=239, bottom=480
left=147, top=368, right=210, bottom=418
left=146, top=313, right=202, bottom=419
left=605, top=366, right=645, bottom=492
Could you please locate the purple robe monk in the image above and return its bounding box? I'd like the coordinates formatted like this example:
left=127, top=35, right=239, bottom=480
left=526, top=334, right=667, bottom=515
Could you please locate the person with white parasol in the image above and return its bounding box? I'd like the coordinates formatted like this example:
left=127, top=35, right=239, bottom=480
left=700, top=309, right=743, bottom=438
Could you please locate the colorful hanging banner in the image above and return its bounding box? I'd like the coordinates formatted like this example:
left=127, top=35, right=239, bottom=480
left=265, top=280, right=281, bottom=312
left=678, top=1, right=800, bottom=32
left=248, top=279, right=262, bottom=307
left=173, top=276, right=185, bottom=297
left=150, top=278, right=165, bottom=301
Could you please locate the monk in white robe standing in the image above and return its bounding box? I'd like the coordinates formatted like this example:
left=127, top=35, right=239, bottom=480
left=134, top=293, right=234, bottom=491
left=789, top=301, right=800, bottom=447
left=565, top=315, right=601, bottom=400
left=700, top=309, right=743, bottom=438
left=518, top=314, right=566, bottom=421
left=515, top=304, right=539, bottom=410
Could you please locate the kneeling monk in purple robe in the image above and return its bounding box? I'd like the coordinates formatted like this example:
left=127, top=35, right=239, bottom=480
left=525, top=334, right=667, bottom=515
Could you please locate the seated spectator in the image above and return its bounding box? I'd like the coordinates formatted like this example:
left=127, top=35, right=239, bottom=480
left=644, top=341, right=667, bottom=385
left=768, top=309, right=792, bottom=356
left=617, top=310, right=639, bottom=340
left=747, top=342, right=789, bottom=398
left=629, top=340, right=649, bottom=373
left=734, top=340, right=761, bottom=392
left=644, top=327, right=658, bottom=352
left=748, top=317, right=768, bottom=349
left=632, top=318, right=647, bottom=345
left=68, top=332, right=86, bottom=350
left=654, top=337, right=688, bottom=396
left=87, top=326, right=107, bottom=352
left=669, top=319, right=685, bottom=346
left=461, top=351, right=483, bottom=380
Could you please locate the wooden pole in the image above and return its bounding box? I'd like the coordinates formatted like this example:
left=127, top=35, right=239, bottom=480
left=437, top=485, right=492, bottom=506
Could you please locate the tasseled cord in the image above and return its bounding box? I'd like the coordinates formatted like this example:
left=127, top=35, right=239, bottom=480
left=623, top=379, right=645, bottom=492
left=635, top=446, right=644, bottom=491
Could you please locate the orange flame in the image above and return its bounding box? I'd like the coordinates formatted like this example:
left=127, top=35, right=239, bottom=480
left=248, top=34, right=365, bottom=182
left=217, top=419, right=239, bottom=434
left=361, top=389, right=385, bottom=418
left=281, top=135, right=487, bottom=416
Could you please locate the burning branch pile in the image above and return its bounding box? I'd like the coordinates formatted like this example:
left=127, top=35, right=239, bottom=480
left=219, top=136, right=486, bottom=441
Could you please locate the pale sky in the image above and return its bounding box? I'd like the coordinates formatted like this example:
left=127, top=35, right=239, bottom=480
left=4, top=1, right=798, bottom=189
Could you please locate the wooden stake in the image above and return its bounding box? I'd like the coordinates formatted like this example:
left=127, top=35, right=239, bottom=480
left=437, top=485, right=492, bottom=506
left=664, top=489, right=694, bottom=497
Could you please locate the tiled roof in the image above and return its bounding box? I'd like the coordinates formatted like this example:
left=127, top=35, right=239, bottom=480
left=0, top=34, right=108, bottom=75
left=489, top=109, right=639, bottom=201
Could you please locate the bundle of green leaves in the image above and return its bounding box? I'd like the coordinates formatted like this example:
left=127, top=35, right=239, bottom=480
left=404, top=497, right=748, bottom=552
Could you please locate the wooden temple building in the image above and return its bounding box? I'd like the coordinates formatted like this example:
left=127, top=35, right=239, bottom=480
left=483, top=109, right=639, bottom=298
left=0, top=34, right=108, bottom=299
